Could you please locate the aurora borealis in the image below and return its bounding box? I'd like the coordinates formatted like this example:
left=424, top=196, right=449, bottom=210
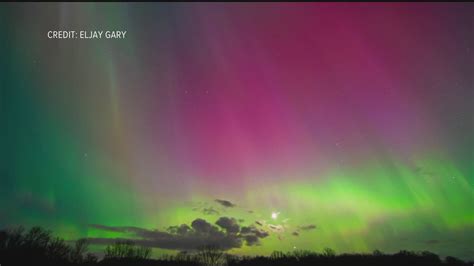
left=1, top=2, right=473, bottom=260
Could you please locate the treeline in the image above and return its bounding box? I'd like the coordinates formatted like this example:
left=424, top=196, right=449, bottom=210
left=0, top=226, right=471, bottom=266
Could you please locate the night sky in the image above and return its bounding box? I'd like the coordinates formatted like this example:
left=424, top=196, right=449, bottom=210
left=1, top=3, right=473, bottom=259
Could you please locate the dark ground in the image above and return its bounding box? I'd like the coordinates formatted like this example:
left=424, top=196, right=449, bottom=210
left=1, top=227, right=471, bottom=266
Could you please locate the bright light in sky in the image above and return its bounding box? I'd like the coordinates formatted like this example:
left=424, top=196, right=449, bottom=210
left=271, top=212, right=280, bottom=220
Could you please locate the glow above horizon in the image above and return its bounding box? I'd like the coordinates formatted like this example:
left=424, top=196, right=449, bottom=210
left=1, top=2, right=473, bottom=260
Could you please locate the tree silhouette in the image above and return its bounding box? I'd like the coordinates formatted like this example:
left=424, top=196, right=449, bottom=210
left=0, top=226, right=98, bottom=265
left=0, top=226, right=472, bottom=266
left=196, top=245, right=226, bottom=266
left=104, top=240, right=151, bottom=260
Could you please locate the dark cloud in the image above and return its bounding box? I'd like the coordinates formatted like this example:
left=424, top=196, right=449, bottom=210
left=290, top=224, right=316, bottom=237
left=215, top=199, right=235, bottom=208
left=202, top=207, right=220, bottom=215
left=298, top=224, right=317, bottom=231
left=167, top=224, right=191, bottom=235
left=89, top=224, right=161, bottom=237
left=254, top=230, right=269, bottom=239
left=89, top=224, right=126, bottom=232
left=240, top=227, right=252, bottom=234
left=426, top=239, right=440, bottom=245
left=216, top=217, right=240, bottom=234
left=244, top=235, right=259, bottom=246
left=87, top=217, right=268, bottom=251
left=240, top=225, right=269, bottom=246
left=192, top=206, right=220, bottom=216
left=191, top=218, right=214, bottom=234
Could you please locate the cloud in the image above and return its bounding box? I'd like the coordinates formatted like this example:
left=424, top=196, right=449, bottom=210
left=215, top=199, right=235, bottom=208
left=243, top=235, right=259, bottom=246
left=86, top=217, right=268, bottom=251
left=192, top=205, right=220, bottom=216
left=267, top=224, right=285, bottom=233
left=167, top=224, right=191, bottom=235
left=191, top=218, right=214, bottom=234
left=298, top=224, right=317, bottom=231
left=216, top=217, right=240, bottom=234
left=202, top=207, right=220, bottom=215
left=239, top=225, right=269, bottom=246
left=240, top=226, right=269, bottom=239
left=290, top=224, right=316, bottom=237
left=89, top=224, right=162, bottom=237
